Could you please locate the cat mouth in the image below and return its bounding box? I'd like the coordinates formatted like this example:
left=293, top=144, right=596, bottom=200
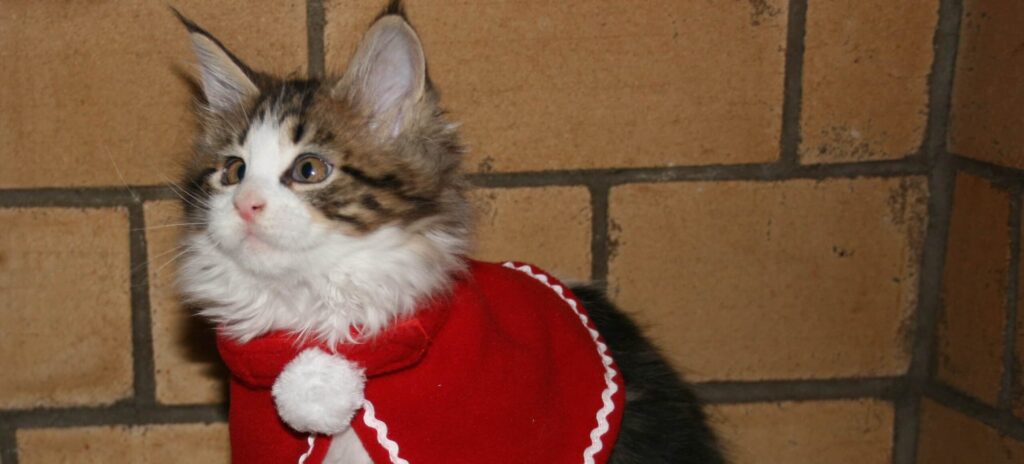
left=239, top=227, right=273, bottom=250
left=242, top=234, right=266, bottom=245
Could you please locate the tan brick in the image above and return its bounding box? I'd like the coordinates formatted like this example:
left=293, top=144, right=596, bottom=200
left=918, top=399, right=1024, bottom=464
left=608, top=178, right=927, bottom=381
left=0, top=208, right=132, bottom=408
left=470, top=187, right=591, bottom=279
left=145, top=201, right=226, bottom=405
left=18, top=423, right=229, bottom=464
left=325, top=0, right=787, bottom=172
left=937, top=174, right=1010, bottom=405
left=949, top=0, right=1024, bottom=169
left=0, top=1, right=306, bottom=188
left=710, top=400, right=893, bottom=464
left=799, top=0, right=936, bottom=163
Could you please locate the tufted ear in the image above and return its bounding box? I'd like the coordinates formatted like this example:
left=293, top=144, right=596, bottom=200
left=334, top=14, right=426, bottom=139
left=174, top=10, right=259, bottom=112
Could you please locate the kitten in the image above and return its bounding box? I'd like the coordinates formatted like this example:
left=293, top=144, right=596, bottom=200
left=176, top=2, right=724, bottom=463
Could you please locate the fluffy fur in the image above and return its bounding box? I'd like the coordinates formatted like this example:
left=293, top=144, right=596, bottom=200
left=175, top=6, right=470, bottom=346
left=176, top=2, right=724, bottom=462
left=272, top=348, right=366, bottom=434
left=571, top=286, right=725, bottom=464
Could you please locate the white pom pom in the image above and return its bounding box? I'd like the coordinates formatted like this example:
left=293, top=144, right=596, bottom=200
left=272, top=348, right=366, bottom=435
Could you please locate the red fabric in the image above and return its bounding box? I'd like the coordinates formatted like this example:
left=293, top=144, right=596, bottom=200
left=217, top=260, right=625, bottom=464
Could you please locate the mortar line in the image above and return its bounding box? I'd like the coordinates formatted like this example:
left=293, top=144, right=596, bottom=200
left=892, top=394, right=920, bottom=464
left=999, top=188, right=1023, bottom=410
left=909, top=0, right=963, bottom=386
left=0, top=160, right=930, bottom=208
left=128, top=203, right=157, bottom=407
left=0, top=377, right=900, bottom=430
left=894, top=182, right=950, bottom=457
left=0, top=404, right=227, bottom=430
left=955, top=155, right=1024, bottom=185
left=587, top=183, right=611, bottom=286
left=0, top=186, right=177, bottom=208
left=693, top=377, right=902, bottom=404
left=466, top=159, right=928, bottom=188
left=777, top=0, right=808, bottom=167
left=0, top=424, right=18, bottom=464
left=921, top=0, right=964, bottom=160
left=306, top=0, right=326, bottom=79
left=925, top=381, right=1024, bottom=443
left=894, top=0, right=965, bottom=462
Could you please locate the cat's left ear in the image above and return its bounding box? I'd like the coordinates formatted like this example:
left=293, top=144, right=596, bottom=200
left=334, top=14, right=427, bottom=139
left=174, top=10, right=260, bottom=112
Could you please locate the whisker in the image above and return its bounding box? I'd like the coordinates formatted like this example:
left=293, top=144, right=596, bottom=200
left=160, top=174, right=211, bottom=211
left=105, top=147, right=141, bottom=202
left=151, top=246, right=193, bottom=276
left=132, top=243, right=186, bottom=274
left=165, top=189, right=207, bottom=213
left=176, top=184, right=212, bottom=208
left=160, top=174, right=206, bottom=200
left=132, top=222, right=208, bottom=232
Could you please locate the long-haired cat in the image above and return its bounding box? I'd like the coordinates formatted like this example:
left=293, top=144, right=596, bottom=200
left=176, top=2, right=724, bottom=463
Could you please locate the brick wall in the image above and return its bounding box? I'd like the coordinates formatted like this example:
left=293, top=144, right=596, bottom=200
left=0, top=1, right=1020, bottom=463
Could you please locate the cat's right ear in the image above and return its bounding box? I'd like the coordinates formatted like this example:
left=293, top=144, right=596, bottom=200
left=334, top=14, right=427, bottom=140
left=174, top=9, right=259, bottom=112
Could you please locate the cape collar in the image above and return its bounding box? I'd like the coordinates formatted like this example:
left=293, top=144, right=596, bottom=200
left=216, top=293, right=454, bottom=388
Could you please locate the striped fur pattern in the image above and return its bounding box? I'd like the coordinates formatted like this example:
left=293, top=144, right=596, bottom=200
left=176, top=4, right=471, bottom=346
left=184, top=78, right=466, bottom=236
left=175, top=3, right=725, bottom=463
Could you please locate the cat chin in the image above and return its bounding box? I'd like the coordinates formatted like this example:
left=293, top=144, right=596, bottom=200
left=217, top=234, right=324, bottom=276
left=178, top=223, right=468, bottom=345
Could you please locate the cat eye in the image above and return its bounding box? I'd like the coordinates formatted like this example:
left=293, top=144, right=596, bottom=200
left=222, top=157, right=246, bottom=186
left=290, top=153, right=332, bottom=184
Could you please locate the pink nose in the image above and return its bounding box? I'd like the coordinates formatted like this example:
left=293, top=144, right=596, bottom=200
left=234, top=194, right=266, bottom=222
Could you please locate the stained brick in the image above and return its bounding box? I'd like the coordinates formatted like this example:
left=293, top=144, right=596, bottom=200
left=0, top=208, right=132, bottom=408
left=949, top=0, right=1024, bottom=169
left=710, top=400, right=893, bottom=464
left=800, top=0, right=936, bottom=163
left=0, top=1, right=307, bottom=188
left=937, top=174, right=1010, bottom=405
left=18, top=424, right=229, bottom=464
left=918, top=399, right=1024, bottom=464
left=470, top=187, right=592, bottom=279
left=325, top=0, right=787, bottom=172
left=608, top=178, right=927, bottom=381
left=145, top=201, right=226, bottom=405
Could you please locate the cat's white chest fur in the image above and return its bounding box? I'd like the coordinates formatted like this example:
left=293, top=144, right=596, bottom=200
left=178, top=8, right=469, bottom=463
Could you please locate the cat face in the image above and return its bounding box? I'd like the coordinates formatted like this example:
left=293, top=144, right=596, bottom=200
left=176, top=9, right=471, bottom=343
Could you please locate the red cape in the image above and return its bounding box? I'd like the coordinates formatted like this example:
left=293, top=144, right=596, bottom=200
left=217, top=260, right=625, bottom=464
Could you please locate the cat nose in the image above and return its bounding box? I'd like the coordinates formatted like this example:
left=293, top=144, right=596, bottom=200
left=234, top=193, right=266, bottom=222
